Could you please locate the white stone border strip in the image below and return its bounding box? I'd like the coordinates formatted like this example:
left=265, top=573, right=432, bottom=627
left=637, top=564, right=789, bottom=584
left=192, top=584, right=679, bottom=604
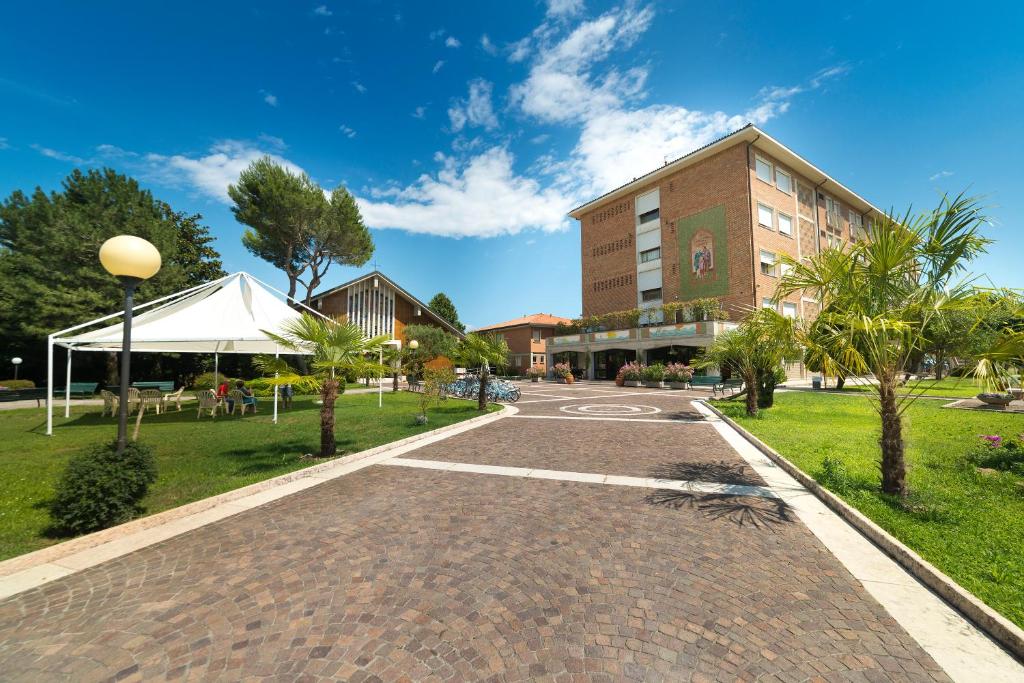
left=0, top=404, right=517, bottom=601
left=382, top=457, right=779, bottom=499
left=696, top=399, right=1024, bottom=678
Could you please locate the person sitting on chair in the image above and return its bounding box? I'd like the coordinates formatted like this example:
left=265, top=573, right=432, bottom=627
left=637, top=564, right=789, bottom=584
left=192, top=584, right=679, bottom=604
left=235, top=379, right=258, bottom=412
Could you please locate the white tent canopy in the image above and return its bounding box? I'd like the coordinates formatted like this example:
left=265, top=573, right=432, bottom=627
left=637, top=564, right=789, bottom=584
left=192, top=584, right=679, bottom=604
left=47, top=272, right=320, bottom=435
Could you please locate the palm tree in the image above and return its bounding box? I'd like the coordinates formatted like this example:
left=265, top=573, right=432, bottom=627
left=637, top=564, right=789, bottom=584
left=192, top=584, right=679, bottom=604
left=455, top=333, right=510, bottom=411
left=697, top=309, right=798, bottom=416
left=775, top=193, right=989, bottom=497
left=258, top=313, right=387, bottom=457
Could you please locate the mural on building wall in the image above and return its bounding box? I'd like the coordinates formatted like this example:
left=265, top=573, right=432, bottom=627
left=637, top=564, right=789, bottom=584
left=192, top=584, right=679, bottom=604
left=677, top=204, right=729, bottom=299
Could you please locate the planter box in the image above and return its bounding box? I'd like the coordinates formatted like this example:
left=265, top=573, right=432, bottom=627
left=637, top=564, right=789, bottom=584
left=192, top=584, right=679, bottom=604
left=531, top=377, right=540, bottom=383
left=668, top=381, right=689, bottom=390
left=624, top=380, right=642, bottom=387
left=1010, top=388, right=1023, bottom=400
left=644, top=381, right=665, bottom=389
left=977, top=393, right=1013, bottom=408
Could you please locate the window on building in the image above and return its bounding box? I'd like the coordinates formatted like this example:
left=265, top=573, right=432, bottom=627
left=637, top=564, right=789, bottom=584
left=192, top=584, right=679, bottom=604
left=639, top=247, right=661, bottom=263
left=532, top=330, right=542, bottom=342
left=778, top=212, right=793, bottom=236
left=759, top=250, right=778, bottom=277
left=775, top=169, right=792, bottom=194
left=780, top=262, right=793, bottom=279
left=762, top=298, right=776, bottom=310
left=850, top=211, right=864, bottom=240
left=640, top=287, right=663, bottom=302
left=755, top=156, right=772, bottom=183
left=825, top=196, right=842, bottom=229
left=782, top=302, right=798, bottom=319
left=638, top=208, right=660, bottom=224
left=757, top=203, right=774, bottom=228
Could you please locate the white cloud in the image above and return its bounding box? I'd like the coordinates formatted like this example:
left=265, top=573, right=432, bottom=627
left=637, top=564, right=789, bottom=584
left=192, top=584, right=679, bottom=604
left=357, top=147, right=572, bottom=237
left=429, top=28, right=446, bottom=40
left=930, top=170, right=953, bottom=181
left=351, top=81, right=366, bottom=94
left=0, top=137, right=9, bottom=150
left=445, top=36, right=461, bottom=48
left=530, top=133, right=551, bottom=144
left=256, top=133, right=287, bottom=150
left=448, top=79, right=499, bottom=132
left=508, top=5, right=654, bottom=123
left=31, top=144, right=86, bottom=164
left=411, top=106, right=427, bottom=119
left=480, top=34, right=498, bottom=55
left=262, top=91, right=278, bottom=107
left=432, top=60, right=445, bottom=74
left=338, top=124, right=356, bottom=138
left=313, top=5, right=332, bottom=16
left=546, top=0, right=584, bottom=18
left=95, top=143, right=137, bottom=157
left=144, top=139, right=307, bottom=204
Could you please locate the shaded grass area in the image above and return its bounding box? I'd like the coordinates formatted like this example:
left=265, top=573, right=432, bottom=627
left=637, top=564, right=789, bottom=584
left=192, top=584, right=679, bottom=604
left=837, top=376, right=982, bottom=399
left=0, top=392, right=496, bottom=561
left=717, top=392, right=1024, bottom=628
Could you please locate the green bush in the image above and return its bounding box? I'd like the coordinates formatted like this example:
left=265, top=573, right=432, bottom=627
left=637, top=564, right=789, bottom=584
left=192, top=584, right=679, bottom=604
left=642, top=363, right=666, bottom=381
left=246, top=378, right=276, bottom=397
left=189, top=372, right=236, bottom=390
left=817, top=455, right=851, bottom=494
left=49, top=441, right=158, bottom=535
left=0, top=379, right=36, bottom=390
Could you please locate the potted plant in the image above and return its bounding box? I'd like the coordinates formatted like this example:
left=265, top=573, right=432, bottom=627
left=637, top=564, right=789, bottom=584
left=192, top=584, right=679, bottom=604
left=665, top=362, right=693, bottom=389
left=553, top=362, right=575, bottom=384
left=525, top=366, right=544, bottom=383
left=642, top=363, right=666, bottom=388
left=621, top=362, right=643, bottom=387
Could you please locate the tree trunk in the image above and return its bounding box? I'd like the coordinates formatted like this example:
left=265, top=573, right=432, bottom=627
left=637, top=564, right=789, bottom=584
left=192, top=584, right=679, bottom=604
left=934, top=352, right=945, bottom=380
left=106, top=352, right=119, bottom=386
left=392, top=371, right=399, bottom=392
left=835, top=375, right=846, bottom=390
left=743, top=371, right=758, bottom=417
left=320, top=378, right=339, bottom=457
left=478, top=367, right=489, bottom=411
left=878, top=380, right=907, bottom=496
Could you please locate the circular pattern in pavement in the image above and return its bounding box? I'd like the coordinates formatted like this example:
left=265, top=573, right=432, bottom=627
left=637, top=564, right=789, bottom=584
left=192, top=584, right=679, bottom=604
left=559, top=403, right=662, bottom=416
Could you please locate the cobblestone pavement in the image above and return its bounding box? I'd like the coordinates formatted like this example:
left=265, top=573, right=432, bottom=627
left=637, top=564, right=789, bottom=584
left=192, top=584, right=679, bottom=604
left=0, top=389, right=953, bottom=682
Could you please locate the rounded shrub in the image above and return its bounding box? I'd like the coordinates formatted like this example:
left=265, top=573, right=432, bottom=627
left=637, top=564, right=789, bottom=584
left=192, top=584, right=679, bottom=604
left=49, top=441, right=158, bottom=535
left=189, top=372, right=236, bottom=390
left=0, top=379, right=36, bottom=390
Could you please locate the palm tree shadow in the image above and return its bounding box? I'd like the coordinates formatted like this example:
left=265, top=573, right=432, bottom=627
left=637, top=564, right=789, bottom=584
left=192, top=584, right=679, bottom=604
left=645, top=490, right=792, bottom=531
left=648, top=460, right=761, bottom=486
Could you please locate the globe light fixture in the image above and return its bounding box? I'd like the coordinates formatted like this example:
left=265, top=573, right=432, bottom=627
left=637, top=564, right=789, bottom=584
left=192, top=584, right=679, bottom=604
left=99, top=235, right=162, bottom=454
left=11, top=357, right=22, bottom=380
left=408, top=339, right=419, bottom=350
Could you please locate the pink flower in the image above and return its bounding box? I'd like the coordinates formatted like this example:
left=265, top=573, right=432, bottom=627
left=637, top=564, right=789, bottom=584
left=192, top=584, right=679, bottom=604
left=979, top=435, right=1003, bottom=448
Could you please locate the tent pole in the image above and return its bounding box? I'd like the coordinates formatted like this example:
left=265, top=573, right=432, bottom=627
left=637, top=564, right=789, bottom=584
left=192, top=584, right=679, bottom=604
left=46, top=335, right=54, bottom=436
left=64, top=349, right=72, bottom=418
left=378, top=347, right=383, bottom=408
left=214, top=351, right=219, bottom=389
left=273, top=346, right=279, bottom=424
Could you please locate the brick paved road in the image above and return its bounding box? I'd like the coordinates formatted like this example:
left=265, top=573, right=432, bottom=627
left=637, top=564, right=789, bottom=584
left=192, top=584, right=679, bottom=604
left=0, top=385, right=951, bottom=682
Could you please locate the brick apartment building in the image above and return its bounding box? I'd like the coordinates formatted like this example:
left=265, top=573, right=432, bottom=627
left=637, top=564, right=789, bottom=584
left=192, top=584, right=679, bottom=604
left=551, top=124, right=880, bottom=379
left=309, top=271, right=464, bottom=343
left=474, top=313, right=571, bottom=374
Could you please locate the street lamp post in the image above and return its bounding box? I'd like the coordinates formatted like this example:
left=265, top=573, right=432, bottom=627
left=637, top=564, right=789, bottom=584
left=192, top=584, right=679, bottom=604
left=11, top=357, right=22, bottom=380
left=99, top=235, right=162, bottom=454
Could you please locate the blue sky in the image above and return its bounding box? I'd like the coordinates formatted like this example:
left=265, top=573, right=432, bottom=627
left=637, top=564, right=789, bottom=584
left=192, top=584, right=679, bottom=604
left=2, top=1, right=1022, bottom=330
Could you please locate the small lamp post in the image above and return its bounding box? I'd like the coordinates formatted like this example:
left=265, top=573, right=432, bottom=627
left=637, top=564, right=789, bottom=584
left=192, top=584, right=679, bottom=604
left=99, top=235, right=161, bottom=454
left=11, top=357, right=22, bottom=380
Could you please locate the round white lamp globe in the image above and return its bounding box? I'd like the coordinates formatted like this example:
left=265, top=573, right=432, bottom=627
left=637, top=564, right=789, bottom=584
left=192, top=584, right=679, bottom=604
left=408, top=339, right=419, bottom=350
left=11, top=357, right=22, bottom=365
left=99, top=235, right=162, bottom=280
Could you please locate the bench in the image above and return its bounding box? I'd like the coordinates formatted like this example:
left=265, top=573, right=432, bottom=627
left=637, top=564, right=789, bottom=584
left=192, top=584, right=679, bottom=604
left=56, top=382, right=98, bottom=398
left=688, top=376, right=721, bottom=389
left=0, top=388, right=48, bottom=406
left=713, top=379, right=745, bottom=396
left=132, top=381, right=175, bottom=392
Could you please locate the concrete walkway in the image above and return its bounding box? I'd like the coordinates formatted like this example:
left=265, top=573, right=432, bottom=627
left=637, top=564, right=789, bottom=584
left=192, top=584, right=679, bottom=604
left=0, top=382, right=1020, bottom=681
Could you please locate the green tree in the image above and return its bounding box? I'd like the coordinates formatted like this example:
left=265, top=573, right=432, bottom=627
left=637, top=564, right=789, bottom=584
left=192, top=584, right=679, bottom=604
left=402, top=323, right=460, bottom=379
left=428, top=292, right=465, bottom=332
left=697, top=309, right=798, bottom=416
left=258, top=313, right=387, bottom=457
left=455, top=333, right=509, bottom=411
left=229, top=158, right=374, bottom=305
left=0, top=168, right=224, bottom=382
left=776, top=193, right=990, bottom=496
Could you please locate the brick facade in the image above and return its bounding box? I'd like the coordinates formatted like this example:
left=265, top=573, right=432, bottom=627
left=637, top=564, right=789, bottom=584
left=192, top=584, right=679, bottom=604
left=475, top=314, right=572, bottom=374
left=573, top=128, right=874, bottom=324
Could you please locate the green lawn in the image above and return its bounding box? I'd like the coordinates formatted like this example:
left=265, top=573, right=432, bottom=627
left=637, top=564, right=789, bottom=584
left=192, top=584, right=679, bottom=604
left=0, top=392, right=495, bottom=561
left=717, top=392, right=1024, bottom=628
left=836, top=376, right=982, bottom=399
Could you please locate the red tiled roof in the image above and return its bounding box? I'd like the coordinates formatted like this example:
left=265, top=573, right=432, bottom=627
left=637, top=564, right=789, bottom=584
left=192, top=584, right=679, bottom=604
left=473, top=313, right=572, bottom=332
